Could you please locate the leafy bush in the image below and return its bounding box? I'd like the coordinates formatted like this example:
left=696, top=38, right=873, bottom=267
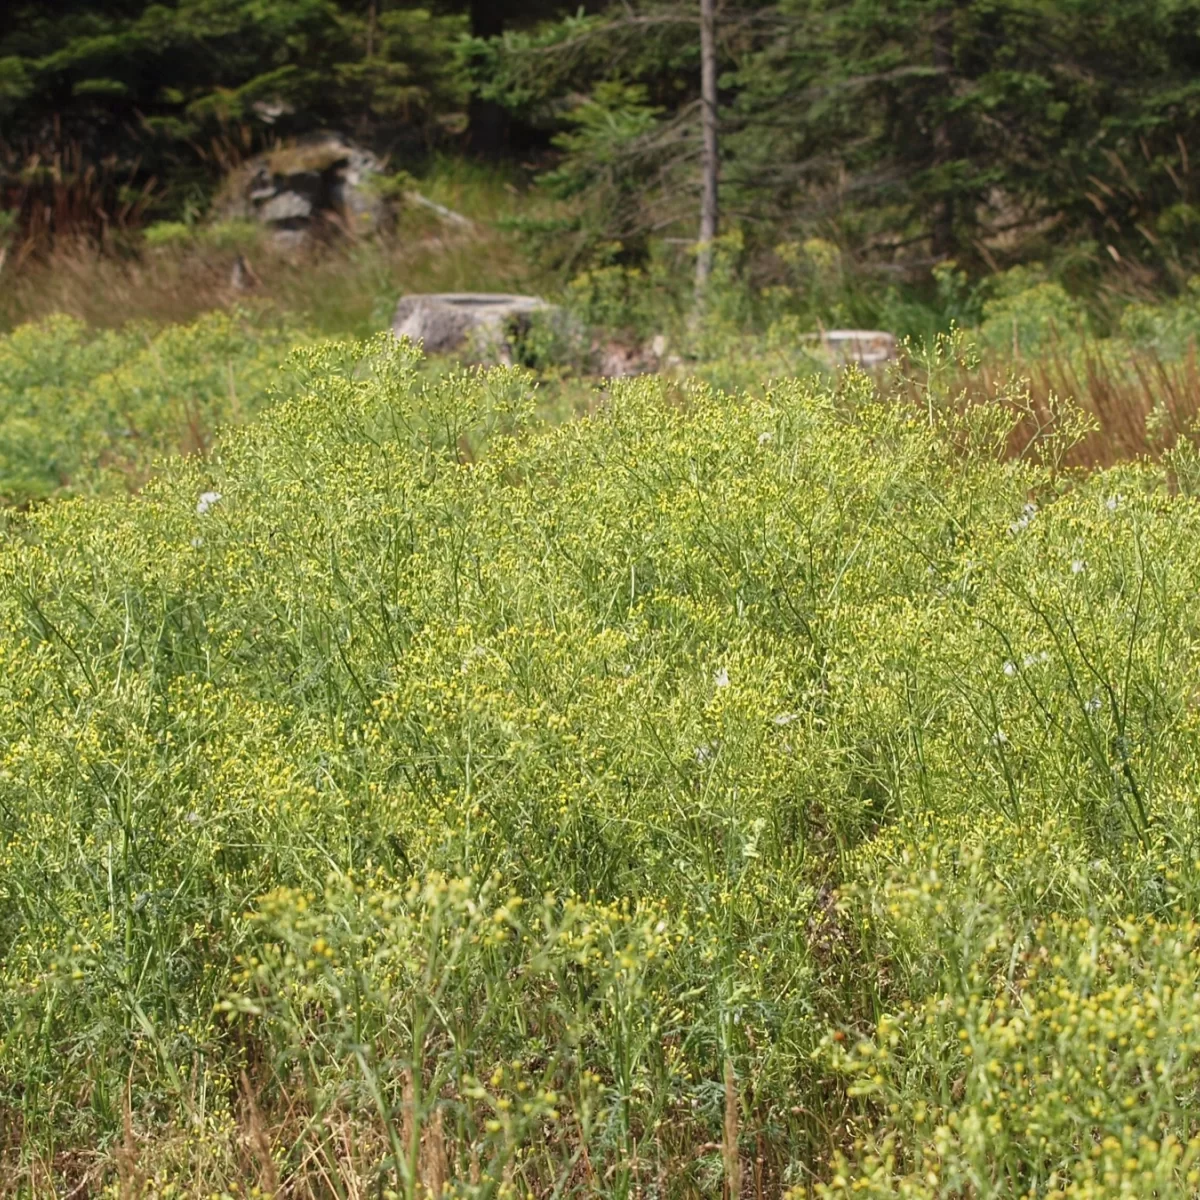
left=143, top=219, right=263, bottom=254
left=978, top=266, right=1091, bottom=356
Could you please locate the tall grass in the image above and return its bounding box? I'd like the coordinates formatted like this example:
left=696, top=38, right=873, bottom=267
left=891, top=334, right=1200, bottom=469
left=4, top=333, right=1200, bottom=1193
left=0, top=215, right=537, bottom=340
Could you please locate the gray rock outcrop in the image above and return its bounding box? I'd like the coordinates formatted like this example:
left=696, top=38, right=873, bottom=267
left=392, top=293, right=556, bottom=365
left=217, top=132, right=386, bottom=246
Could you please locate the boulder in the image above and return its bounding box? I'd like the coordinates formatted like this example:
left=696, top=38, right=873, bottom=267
left=217, top=132, right=386, bottom=245
left=807, top=329, right=897, bottom=368
left=392, top=293, right=556, bottom=365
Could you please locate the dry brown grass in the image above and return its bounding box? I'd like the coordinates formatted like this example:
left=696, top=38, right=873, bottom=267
left=2, top=1066, right=808, bottom=1199
left=890, top=340, right=1200, bottom=470
left=992, top=344, right=1200, bottom=468
left=0, top=237, right=248, bottom=330
left=0, top=211, right=537, bottom=339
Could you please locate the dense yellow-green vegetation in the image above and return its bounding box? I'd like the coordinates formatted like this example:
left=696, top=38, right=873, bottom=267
left=0, top=311, right=304, bottom=505
left=6, top=322, right=1200, bottom=1197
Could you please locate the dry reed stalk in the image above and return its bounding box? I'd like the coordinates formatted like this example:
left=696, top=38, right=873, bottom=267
left=754, top=1130, right=768, bottom=1200
left=307, top=1118, right=347, bottom=1200
left=116, top=1087, right=144, bottom=1200
left=897, top=339, right=1200, bottom=470
left=723, top=1058, right=742, bottom=1200
left=401, top=1066, right=416, bottom=1163
left=336, top=1112, right=364, bottom=1200
left=1, top=143, right=157, bottom=259
left=422, top=1105, right=448, bottom=1199
left=240, top=1070, right=280, bottom=1198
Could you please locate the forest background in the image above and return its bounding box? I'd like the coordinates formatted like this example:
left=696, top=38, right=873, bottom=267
left=7, top=0, right=1200, bottom=337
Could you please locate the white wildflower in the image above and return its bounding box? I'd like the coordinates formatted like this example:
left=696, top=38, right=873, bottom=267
left=460, top=645, right=489, bottom=674
left=196, top=490, right=222, bottom=516
left=1009, top=502, right=1037, bottom=535
left=1003, top=661, right=1017, bottom=677
left=991, top=729, right=1008, bottom=747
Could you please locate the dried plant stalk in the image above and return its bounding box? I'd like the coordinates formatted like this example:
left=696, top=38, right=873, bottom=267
left=723, top=1058, right=742, bottom=1200
left=240, top=1070, right=280, bottom=1198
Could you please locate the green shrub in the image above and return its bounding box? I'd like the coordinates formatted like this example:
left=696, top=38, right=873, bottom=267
left=142, top=220, right=194, bottom=250
left=1119, top=277, right=1200, bottom=358
left=821, top=830, right=1200, bottom=1197
left=978, top=266, right=1090, bottom=356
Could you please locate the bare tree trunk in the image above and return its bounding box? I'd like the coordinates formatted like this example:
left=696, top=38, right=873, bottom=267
left=695, top=0, right=719, bottom=298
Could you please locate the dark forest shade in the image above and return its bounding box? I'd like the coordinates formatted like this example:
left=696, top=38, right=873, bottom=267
left=467, top=0, right=509, bottom=158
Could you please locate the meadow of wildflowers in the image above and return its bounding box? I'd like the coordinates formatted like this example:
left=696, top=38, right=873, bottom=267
left=0, top=311, right=304, bottom=505
left=4, top=329, right=1200, bottom=1196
